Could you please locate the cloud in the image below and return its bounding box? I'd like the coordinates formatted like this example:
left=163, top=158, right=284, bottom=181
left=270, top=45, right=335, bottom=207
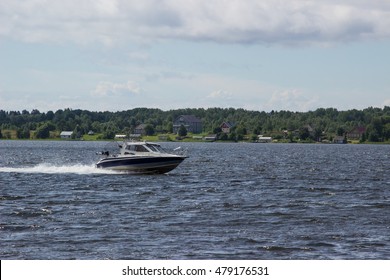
left=127, top=51, right=150, bottom=62
left=383, top=99, right=390, bottom=107
left=204, top=89, right=236, bottom=108
left=91, top=80, right=141, bottom=97
left=207, top=89, right=233, bottom=100
left=265, top=89, right=319, bottom=112
left=1, top=0, right=390, bottom=46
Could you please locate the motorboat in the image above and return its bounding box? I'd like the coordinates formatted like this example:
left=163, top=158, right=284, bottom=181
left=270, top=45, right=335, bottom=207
left=96, top=141, right=187, bottom=174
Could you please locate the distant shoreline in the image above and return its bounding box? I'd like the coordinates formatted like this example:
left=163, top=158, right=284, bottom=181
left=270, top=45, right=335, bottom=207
left=1, top=137, right=389, bottom=145
left=1, top=107, right=389, bottom=144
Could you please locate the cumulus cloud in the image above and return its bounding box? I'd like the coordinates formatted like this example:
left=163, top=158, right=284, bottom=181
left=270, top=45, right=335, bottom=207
left=207, top=89, right=233, bottom=100
left=383, top=99, right=390, bottom=107
left=265, top=89, right=319, bottom=112
left=91, top=80, right=141, bottom=97
left=1, top=0, right=390, bottom=46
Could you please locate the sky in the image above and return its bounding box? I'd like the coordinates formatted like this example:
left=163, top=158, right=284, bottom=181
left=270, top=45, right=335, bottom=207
left=1, top=0, right=390, bottom=112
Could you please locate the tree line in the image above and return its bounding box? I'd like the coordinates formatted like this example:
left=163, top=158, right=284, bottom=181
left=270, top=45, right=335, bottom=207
left=0, top=107, right=389, bottom=142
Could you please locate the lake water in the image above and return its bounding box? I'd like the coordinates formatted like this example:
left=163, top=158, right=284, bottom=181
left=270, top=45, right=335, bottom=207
left=0, top=140, right=389, bottom=259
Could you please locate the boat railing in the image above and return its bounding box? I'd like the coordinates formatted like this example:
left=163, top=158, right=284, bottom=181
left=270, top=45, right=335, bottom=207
left=172, top=146, right=188, bottom=157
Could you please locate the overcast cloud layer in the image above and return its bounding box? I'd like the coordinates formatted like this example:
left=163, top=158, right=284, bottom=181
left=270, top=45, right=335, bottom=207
left=2, top=0, right=390, bottom=46
left=1, top=0, right=390, bottom=112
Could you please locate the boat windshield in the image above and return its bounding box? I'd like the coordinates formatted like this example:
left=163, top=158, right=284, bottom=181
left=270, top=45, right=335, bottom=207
left=126, top=144, right=149, bottom=152
left=124, top=143, right=167, bottom=153
left=146, top=144, right=163, bottom=153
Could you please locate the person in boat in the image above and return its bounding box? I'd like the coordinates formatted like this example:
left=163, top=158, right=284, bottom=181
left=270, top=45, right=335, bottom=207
left=98, top=151, right=109, bottom=156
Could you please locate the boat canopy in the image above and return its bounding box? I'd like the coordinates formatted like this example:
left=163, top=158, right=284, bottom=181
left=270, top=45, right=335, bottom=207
left=123, top=142, right=165, bottom=153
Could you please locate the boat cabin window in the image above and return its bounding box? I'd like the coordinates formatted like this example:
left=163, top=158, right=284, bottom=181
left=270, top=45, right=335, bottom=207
left=124, top=143, right=165, bottom=153
left=125, top=145, right=136, bottom=151
left=125, top=145, right=149, bottom=152
left=146, top=144, right=162, bottom=152
left=135, top=145, right=149, bottom=152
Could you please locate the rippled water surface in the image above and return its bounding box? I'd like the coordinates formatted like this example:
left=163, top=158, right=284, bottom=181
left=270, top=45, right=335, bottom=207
left=1, top=140, right=389, bottom=259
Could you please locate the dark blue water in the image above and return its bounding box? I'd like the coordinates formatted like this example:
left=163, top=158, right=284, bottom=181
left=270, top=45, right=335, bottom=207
left=1, top=140, right=389, bottom=259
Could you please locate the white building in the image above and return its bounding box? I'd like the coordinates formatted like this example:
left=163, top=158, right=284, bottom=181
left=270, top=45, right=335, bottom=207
left=60, top=131, right=73, bottom=139
left=258, top=135, right=273, bottom=143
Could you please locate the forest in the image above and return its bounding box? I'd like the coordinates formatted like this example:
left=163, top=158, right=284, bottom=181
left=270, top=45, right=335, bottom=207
left=0, top=107, right=389, bottom=143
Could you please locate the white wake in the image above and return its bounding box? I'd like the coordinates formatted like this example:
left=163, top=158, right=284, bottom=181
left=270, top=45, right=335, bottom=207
left=0, top=163, right=117, bottom=175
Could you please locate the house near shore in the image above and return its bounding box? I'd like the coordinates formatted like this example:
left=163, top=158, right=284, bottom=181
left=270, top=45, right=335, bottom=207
left=134, top=124, right=146, bottom=135
left=347, top=126, right=366, bottom=140
left=220, top=122, right=235, bottom=133
left=258, top=135, right=273, bottom=143
left=173, top=115, right=203, bottom=134
left=204, top=134, right=217, bottom=141
left=333, top=136, right=346, bottom=144
left=60, top=131, right=73, bottom=139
